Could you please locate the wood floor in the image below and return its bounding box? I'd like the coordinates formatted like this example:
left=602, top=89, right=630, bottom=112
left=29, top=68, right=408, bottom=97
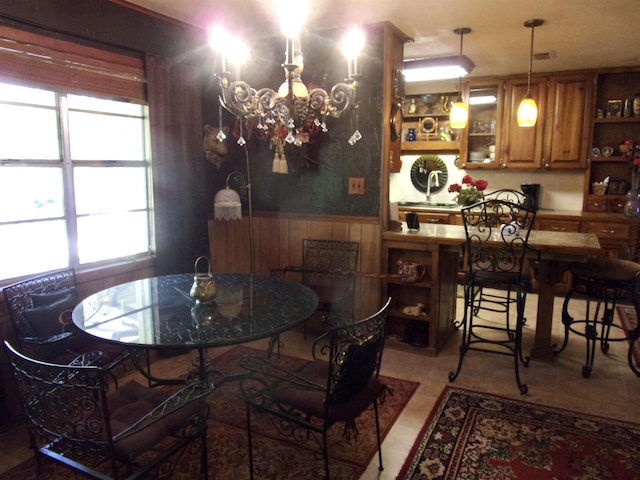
left=2, top=292, right=639, bottom=478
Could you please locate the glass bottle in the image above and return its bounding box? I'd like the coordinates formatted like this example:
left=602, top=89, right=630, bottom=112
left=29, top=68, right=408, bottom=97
left=624, top=169, right=640, bottom=217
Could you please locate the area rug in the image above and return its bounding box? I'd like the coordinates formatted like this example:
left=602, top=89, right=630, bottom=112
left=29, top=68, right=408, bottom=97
left=1, top=345, right=418, bottom=480
left=397, top=385, right=640, bottom=480
left=617, top=304, right=640, bottom=368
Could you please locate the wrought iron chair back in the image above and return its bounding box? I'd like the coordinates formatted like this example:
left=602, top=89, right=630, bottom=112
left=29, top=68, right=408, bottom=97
left=3, top=268, right=78, bottom=346
left=239, top=298, right=391, bottom=480
left=462, top=199, right=536, bottom=279
left=4, top=340, right=212, bottom=480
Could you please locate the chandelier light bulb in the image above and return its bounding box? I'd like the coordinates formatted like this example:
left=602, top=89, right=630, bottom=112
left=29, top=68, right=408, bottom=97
left=450, top=97, right=469, bottom=129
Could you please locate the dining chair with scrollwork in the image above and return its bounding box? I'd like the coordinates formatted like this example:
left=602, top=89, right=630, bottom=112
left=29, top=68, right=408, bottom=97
left=271, top=239, right=359, bottom=338
left=4, top=340, right=213, bottom=480
left=3, top=268, right=134, bottom=380
left=449, top=199, right=537, bottom=394
left=239, top=298, right=391, bottom=480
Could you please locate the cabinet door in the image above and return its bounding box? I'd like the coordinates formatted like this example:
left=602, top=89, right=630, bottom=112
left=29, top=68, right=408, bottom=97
left=501, top=77, right=546, bottom=168
left=543, top=74, right=593, bottom=169
left=460, top=80, right=504, bottom=169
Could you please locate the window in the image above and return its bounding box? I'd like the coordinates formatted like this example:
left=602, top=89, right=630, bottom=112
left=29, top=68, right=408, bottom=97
left=0, top=82, right=153, bottom=281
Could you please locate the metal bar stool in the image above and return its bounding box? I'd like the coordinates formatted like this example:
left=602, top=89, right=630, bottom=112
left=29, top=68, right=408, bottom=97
left=554, top=257, right=640, bottom=378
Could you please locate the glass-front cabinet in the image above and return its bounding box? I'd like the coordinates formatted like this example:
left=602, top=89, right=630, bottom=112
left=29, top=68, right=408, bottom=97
left=459, top=80, right=504, bottom=169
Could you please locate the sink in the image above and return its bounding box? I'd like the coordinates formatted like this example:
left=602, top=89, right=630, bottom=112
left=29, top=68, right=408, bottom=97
left=398, top=201, right=458, bottom=209
left=426, top=202, right=458, bottom=209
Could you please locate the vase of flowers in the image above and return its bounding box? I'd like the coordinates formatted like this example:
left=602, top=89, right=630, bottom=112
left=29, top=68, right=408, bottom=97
left=448, top=174, right=488, bottom=206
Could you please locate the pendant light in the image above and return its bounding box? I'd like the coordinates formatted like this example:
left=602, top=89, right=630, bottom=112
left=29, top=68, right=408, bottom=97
left=450, top=27, right=471, bottom=129
left=517, top=19, right=544, bottom=127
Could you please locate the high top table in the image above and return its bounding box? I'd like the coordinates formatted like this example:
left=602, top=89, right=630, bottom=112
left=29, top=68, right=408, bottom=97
left=72, top=273, right=319, bottom=384
left=383, top=224, right=602, bottom=360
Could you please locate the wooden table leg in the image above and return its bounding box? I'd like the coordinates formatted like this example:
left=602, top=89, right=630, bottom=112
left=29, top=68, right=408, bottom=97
left=529, top=260, right=570, bottom=361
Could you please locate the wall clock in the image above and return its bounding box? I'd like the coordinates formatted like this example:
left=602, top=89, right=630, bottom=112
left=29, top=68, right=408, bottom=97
left=390, top=102, right=403, bottom=141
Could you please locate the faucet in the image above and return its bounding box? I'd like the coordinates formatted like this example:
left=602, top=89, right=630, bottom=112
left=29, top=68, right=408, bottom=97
left=426, top=170, right=442, bottom=203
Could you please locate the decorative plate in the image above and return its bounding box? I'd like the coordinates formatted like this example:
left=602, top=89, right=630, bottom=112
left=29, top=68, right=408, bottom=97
left=410, top=155, right=448, bottom=193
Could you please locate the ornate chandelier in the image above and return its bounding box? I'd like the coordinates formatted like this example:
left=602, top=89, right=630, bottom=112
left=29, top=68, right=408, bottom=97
left=208, top=4, right=365, bottom=148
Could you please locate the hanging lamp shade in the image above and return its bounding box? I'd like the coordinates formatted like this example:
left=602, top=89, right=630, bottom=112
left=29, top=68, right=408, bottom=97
left=450, top=96, right=469, bottom=129
left=450, top=27, right=471, bottom=129
left=518, top=19, right=543, bottom=127
left=214, top=187, right=242, bottom=220
left=517, top=94, right=538, bottom=127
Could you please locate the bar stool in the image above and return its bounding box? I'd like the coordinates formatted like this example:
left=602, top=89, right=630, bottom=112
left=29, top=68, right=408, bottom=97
left=554, top=257, right=640, bottom=378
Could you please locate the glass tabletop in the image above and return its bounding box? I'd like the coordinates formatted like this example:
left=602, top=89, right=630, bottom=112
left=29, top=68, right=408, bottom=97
left=72, top=273, right=319, bottom=349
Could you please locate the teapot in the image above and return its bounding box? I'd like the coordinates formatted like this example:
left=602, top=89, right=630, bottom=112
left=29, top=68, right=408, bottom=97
left=397, top=259, right=426, bottom=283
left=190, top=256, right=216, bottom=304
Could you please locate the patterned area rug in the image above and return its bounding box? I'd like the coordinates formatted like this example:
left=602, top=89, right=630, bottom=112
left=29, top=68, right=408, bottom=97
left=1, top=346, right=418, bottom=480
left=617, top=304, right=640, bottom=368
left=397, top=386, right=640, bottom=480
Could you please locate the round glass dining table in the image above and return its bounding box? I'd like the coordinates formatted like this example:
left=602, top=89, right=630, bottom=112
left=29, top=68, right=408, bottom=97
left=72, top=273, right=318, bottom=384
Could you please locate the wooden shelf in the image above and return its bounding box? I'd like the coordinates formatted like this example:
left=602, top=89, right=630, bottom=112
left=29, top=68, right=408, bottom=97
left=401, top=140, right=460, bottom=152
left=593, top=117, right=640, bottom=124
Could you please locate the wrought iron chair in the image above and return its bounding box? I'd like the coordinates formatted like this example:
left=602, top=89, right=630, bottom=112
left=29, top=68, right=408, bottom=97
left=466, top=189, right=532, bottom=328
left=271, top=239, right=359, bottom=337
left=3, top=268, right=133, bottom=378
left=449, top=199, right=537, bottom=394
left=239, top=298, right=391, bottom=480
left=553, top=257, right=640, bottom=378
left=4, top=340, right=212, bottom=480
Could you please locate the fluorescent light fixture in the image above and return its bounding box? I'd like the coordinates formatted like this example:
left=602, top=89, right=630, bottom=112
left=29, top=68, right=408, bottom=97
left=403, top=55, right=475, bottom=82
left=469, top=95, right=497, bottom=105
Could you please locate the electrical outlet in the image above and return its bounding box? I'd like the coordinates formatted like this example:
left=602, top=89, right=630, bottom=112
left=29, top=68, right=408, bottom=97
left=348, top=177, right=365, bottom=195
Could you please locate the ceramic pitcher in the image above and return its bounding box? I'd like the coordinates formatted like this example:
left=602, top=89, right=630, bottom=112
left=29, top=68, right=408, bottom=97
left=397, top=259, right=426, bottom=283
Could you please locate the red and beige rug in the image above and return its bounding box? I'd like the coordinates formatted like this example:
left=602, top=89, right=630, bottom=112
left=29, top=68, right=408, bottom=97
left=2, top=346, right=418, bottom=480
left=397, top=386, right=640, bottom=480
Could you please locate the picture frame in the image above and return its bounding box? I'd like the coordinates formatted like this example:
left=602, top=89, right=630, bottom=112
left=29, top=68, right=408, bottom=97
left=607, top=99, right=622, bottom=118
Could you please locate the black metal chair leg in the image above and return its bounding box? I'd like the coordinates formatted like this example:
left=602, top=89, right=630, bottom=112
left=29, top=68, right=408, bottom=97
left=246, top=405, right=255, bottom=480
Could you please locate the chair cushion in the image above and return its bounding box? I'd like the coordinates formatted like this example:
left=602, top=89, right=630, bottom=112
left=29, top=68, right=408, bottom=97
left=270, top=359, right=387, bottom=423
left=22, top=294, right=76, bottom=338
left=108, top=380, right=204, bottom=460
left=570, top=258, right=640, bottom=283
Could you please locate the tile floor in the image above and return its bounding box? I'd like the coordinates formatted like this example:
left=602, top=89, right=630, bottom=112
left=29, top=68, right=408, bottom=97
left=1, top=292, right=639, bottom=478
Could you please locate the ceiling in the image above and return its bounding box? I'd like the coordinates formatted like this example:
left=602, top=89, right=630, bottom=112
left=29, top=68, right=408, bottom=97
left=120, top=0, right=640, bottom=93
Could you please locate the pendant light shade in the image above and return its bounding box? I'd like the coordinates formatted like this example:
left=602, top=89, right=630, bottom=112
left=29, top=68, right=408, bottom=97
left=450, top=27, right=471, bottom=129
left=517, top=19, right=544, bottom=127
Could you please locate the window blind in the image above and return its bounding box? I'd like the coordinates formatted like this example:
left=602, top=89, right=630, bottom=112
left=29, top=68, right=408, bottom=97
left=0, top=24, right=145, bottom=102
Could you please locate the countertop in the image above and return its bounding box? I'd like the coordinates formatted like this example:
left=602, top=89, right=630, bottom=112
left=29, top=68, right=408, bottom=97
left=396, top=204, right=640, bottom=223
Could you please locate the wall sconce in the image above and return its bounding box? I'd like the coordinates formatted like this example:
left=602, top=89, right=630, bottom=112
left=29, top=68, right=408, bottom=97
left=449, top=27, right=471, bottom=129
left=517, top=19, right=544, bottom=127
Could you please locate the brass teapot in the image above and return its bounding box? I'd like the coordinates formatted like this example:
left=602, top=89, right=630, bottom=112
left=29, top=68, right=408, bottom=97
left=190, top=256, right=216, bottom=304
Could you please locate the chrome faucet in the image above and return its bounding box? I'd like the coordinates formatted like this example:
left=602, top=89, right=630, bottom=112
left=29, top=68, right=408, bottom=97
left=426, top=170, right=442, bottom=203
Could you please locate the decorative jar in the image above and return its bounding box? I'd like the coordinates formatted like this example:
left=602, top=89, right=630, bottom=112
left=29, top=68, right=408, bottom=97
left=406, top=128, right=416, bottom=142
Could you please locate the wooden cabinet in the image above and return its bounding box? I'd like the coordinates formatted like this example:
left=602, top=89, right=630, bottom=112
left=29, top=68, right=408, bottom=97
left=585, top=69, right=640, bottom=213
left=501, top=73, right=593, bottom=169
left=382, top=236, right=457, bottom=355
left=583, top=219, right=635, bottom=259
left=459, top=79, right=504, bottom=169
left=398, top=209, right=450, bottom=225
left=400, top=93, right=461, bottom=153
